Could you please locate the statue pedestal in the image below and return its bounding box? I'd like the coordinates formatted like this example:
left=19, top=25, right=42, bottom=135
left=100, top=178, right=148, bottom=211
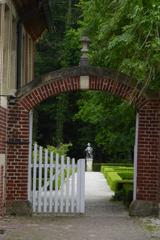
left=86, top=158, right=93, bottom=171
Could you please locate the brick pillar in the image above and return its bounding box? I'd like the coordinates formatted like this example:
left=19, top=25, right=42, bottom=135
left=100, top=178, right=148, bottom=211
left=130, top=100, right=160, bottom=217
left=6, top=103, right=32, bottom=215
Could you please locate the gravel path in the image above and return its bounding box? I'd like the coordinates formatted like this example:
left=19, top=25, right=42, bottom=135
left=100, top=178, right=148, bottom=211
left=0, top=172, right=155, bottom=240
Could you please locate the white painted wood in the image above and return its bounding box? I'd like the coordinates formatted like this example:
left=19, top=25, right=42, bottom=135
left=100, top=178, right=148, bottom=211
left=133, top=113, right=139, bottom=200
left=60, top=155, right=65, bottom=213
left=77, top=160, right=81, bottom=213
left=49, top=151, right=53, bottom=212
left=71, top=158, right=75, bottom=213
left=33, top=143, right=37, bottom=212
left=38, top=146, right=42, bottom=213
left=28, top=111, right=33, bottom=201
left=80, top=159, right=85, bottom=213
left=54, top=153, right=59, bottom=213
left=43, top=149, right=48, bottom=212
left=30, top=145, right=85, bottom=214
left=65, top=157, right=70, bottom=213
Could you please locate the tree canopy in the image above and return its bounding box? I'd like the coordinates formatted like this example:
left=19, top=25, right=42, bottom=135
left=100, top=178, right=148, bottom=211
left=34, top=0, right=160, bottom=162
left=79, top=0, right=160, bottom=92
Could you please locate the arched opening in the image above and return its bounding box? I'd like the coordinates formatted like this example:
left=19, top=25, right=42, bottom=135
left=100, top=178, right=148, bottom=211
left=34, top=91, right=135, bottom=162
left=6, top=66, right=160, bottom=217
left=31, top=90, right=136, bottom=214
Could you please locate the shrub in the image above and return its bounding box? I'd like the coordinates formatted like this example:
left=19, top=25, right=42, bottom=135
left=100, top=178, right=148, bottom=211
left=111, top=180, right=133, bottom=204
left=101, top=165, right=133, bottom=173
left=47, top=143, right=72, bottom=156
left=123, top=183, right=133, bottom=207
left=94, top=163, right=133, bottom=173
left=116, top=179, right=133, bottom=191
left=117, top=171, right=133, bottom=179
left=104, top=167, right=115, bottom=175
left=105, top=172, right=122, bottom=191
left=101, top=163, right=134, bottom=207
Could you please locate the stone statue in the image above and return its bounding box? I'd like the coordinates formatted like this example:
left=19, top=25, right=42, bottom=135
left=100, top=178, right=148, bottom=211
left=85, top=143, right=93, bottom=159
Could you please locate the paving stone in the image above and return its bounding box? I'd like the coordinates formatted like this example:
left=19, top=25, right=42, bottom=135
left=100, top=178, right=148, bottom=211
left=0, top=172, right=156, bottom=240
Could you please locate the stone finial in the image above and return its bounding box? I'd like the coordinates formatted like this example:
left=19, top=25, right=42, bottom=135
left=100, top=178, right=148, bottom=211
left=79, top=36, right=90, bottom=66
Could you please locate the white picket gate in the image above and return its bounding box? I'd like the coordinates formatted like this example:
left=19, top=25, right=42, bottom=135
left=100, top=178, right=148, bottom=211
left=28, top=143, right=85, bottom=214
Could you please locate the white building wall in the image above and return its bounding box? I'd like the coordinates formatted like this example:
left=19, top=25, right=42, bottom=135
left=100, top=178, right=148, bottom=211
left=0, top=0, right=17, bottom=108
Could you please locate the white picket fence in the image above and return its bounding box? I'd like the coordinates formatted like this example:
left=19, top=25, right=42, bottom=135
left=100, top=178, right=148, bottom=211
left=28, top=143, right=85, bottom=214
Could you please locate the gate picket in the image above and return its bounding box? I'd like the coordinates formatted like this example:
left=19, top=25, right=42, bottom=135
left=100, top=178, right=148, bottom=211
left=60, top=156, right=65, bottom=213
left=65, top=157, right=70, bottom=213
left=49, top=151, right=53, bottom=212
left=44, top=149, right=48, bottom=212
left=71, top=158, right=75, bottom=213
left=54, top=153, right=59, bottom=213
left=77, top=160, right=80, bottom=213
left=30, top=143, right=85, bottom=214
left=33, top=143, right=37, bottom=212
left=80, top=159, right=85, bottom=213
left=38, top=146, right=42, bottom=213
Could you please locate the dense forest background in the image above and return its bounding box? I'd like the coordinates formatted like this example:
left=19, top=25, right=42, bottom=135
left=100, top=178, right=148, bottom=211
left=34, top=0, right=160, bottom=162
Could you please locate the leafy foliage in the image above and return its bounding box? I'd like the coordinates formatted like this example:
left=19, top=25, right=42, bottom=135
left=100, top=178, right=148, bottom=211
left=47, top=143, right=73, bottom=156
left=34, top=0, right=160, bottom=162
left=78, top=0, right=160, bottom=91
left=74, top=91, right=135, bottom=159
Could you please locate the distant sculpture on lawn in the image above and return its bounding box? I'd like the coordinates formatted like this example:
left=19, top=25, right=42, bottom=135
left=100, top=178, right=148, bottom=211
left=85, top=143, right=93, bottom=171
left=85, top=143, right=93, bottom=159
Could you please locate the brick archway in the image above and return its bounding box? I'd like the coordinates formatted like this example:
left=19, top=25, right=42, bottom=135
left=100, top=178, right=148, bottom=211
left=6, top=66, right=160, bottom=216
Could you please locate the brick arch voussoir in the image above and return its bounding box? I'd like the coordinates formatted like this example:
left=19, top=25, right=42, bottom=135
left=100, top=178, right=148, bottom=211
left=89, top=76, right=147, bottom=109
left=17, top=67, right=148, bottom=111
left=19, top=76, right=80, bottom=111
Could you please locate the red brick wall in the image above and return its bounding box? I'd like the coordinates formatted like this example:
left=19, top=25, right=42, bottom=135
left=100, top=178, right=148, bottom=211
left=20, top=76, right=80, bottom=111
left=0, top=166, right=4, bottom=216
left=7, top=104, right=29, bottom=203
left=0, top=106, right=7, bottom=216
left=6, top=75, right=160, bottom=206
left=136, top=100, right=160, bottom=202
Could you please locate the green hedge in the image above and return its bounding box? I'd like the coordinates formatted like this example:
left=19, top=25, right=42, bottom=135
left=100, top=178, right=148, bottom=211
left=114, top=181, right=133, bottom=206
left=116, top=179, right=133, bottom=191
left=123, top=183, right=133, bottom=207
left=101, top=165, right=133, bottom=174
left=93, top=163, right=133, bottom=172
left=105, top=171, right=122, bottom=191
left=103, top=167, right=115, bottom=175
left=101, top=163, right=134, bottom=207
left=117, top=171, right=133, bottom=179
